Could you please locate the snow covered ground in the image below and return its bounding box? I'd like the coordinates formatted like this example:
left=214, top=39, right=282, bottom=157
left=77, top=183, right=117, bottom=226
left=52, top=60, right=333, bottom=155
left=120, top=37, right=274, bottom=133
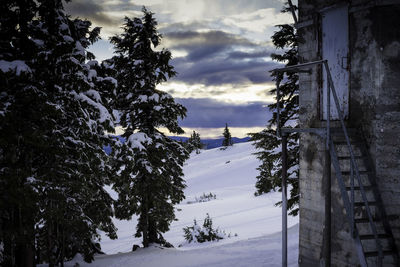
left=68, top=142, right=299, bottom=266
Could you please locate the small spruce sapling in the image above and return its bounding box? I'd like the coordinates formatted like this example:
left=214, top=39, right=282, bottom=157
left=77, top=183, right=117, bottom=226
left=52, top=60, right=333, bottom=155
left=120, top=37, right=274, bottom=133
left=186, top=192, right=216, bottom=204
left=187, top=130, right=203, bottom=154
left=183, top=214, right=228, bottom=243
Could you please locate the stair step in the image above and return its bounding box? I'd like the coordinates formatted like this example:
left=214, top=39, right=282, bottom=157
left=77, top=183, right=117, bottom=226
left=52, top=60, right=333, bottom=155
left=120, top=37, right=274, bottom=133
left=341, top=170, right=371, bottom=176
left=353, top=201, right=377, bottom=207
left=355, top=217, right=380, bottom=223
left=356, top=214, right=400, bottom=221
left=364, top=250, right=395, bottom=257
left=387, top=214, right=400, bottom=221
left=359, top=234, right=390, bottom=240
left=330, top=128, right=358, bottom=134
left=333, top=141, right=364, bottom=146
left=338, top=156, right=364, bottom=160
left=346, top=185, right=372, bottom=191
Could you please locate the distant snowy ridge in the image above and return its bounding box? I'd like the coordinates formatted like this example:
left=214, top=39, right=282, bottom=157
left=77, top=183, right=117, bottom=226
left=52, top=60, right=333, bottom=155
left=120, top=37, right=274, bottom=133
left=105, top=136, right=251, bottom=154
left=169, top=136, right=251, bottom=149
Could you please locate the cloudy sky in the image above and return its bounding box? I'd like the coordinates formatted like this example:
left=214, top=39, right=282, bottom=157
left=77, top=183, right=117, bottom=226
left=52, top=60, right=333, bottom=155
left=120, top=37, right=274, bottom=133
left=65, top=0, right=295, bottom=138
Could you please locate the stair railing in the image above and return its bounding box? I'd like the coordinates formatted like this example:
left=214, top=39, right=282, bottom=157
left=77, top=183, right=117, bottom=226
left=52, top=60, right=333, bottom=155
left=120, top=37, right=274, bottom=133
left=323, top=61, right=383, bottom=266
left=273, top=59, right=383, bottom=266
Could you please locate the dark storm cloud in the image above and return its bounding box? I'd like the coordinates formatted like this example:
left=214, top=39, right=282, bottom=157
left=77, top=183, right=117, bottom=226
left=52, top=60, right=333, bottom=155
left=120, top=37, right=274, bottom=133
left=161, top=29, right=281, bottom=86
left=198, top=0, right=284, bottom=17
left=64, top=0, right=141, bottom=27
left=65, top=0, right=285, bottom=86
left=166, top=30, right=256, bottom=61
left=65, top=0, right=114, bottom=25
left=171, top=55, right=281, bottom=85
left=228, top=49, right=274, bottom=59
left=175, top=98, right=271, bottom=128
left=159, top=21, right=210, bottom=33
left=166, top=30, right=254, bottom=48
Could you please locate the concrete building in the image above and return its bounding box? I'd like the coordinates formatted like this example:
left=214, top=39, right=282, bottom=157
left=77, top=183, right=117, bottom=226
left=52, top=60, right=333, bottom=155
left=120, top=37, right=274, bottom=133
left=291, top=0, right=400, bottom=266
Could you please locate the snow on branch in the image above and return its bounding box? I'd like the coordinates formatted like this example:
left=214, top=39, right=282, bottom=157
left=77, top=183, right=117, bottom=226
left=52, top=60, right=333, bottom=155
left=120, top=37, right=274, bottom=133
left=0, top=60, right=32, bottom=75
left=127, top=132, right=152, bottom=151
left=72, top=90, right=112, bottom=124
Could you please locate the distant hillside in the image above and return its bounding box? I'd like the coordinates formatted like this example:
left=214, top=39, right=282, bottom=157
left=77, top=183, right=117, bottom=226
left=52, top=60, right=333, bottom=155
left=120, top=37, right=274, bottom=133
left=105, top=136, right=251, bottom=153
left=169, top=136, right=251, bottom=149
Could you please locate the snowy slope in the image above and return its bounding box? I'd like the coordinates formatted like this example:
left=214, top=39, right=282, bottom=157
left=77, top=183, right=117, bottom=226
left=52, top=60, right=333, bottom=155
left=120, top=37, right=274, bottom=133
left=67, top=225, right=298, bottom=267
left=67, top=142, right=299, bottom=266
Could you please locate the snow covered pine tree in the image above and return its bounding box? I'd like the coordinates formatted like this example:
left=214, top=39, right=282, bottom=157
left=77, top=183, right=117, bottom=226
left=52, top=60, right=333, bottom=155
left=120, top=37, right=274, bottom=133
left=110, top=7, right=189, bottom=248
left=249, top=2, right=299, bottom=216
left=0, top=1, right=40, bottom=265
left=187, top=130, right=203, bottom=154
left=1, top=0, right=117, bottom=265
left=222, top=123, right=233, bottom=147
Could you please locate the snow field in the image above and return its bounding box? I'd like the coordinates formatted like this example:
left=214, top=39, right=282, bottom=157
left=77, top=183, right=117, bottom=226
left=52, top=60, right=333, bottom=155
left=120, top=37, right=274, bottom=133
left=69, top=224, right=298, bottom=267
left=71, top=142, right=299, bottom=266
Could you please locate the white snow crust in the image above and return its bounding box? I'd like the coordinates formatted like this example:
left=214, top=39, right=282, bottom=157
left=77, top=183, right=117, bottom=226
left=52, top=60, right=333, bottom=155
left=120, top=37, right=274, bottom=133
left=65, top=142, right=300, bottom=266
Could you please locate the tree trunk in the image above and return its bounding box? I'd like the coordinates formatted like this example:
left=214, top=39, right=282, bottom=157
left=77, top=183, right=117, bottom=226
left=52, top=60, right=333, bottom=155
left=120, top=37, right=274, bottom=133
left=24, top=243, right=34, bottom=267
left=14, top=206, right=35, bottom=267
left=24, top=217, right=35, bottom=267
left=142, top=195, right=149, bottom=248
left=148, top=218, right=158, bottom=244
left=60, top=225, right=65, bottom=267
left=47, top=216, right=54, bottom=267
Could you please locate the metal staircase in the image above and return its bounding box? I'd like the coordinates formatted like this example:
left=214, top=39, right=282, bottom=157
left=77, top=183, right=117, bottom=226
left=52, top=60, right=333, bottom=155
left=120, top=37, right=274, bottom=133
left=330, top=129, right=399, bottom=266
left=273, top=59, right=399, bottom=267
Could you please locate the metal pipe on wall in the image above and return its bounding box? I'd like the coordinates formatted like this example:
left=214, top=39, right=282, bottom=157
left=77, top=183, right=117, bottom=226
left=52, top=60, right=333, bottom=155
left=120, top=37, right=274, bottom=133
left=282, top=134, right=288, bottom=267
left=325, top=62, right=332, bottom=267
left=324, top=142, right=331, bottom=267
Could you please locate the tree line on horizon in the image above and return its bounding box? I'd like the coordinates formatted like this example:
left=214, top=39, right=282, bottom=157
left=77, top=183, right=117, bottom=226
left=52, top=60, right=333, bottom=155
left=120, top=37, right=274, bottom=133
left=185, top=123, right=233, bottom=153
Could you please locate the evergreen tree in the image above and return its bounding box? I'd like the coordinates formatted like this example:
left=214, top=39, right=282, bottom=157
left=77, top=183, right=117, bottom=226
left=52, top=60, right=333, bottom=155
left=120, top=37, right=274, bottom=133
left=34, top=2, right=118, bottom=263
left=1, top=0, right=117, bottom=265
left=0, top=2, right=41, bottom=265
left=249, top=2, right=299, bottom=216
left=222, top=123, right=233, bottom=147
left=187, top=131, right=203, bottom=154
left=110, top=7, right=189, bottom=248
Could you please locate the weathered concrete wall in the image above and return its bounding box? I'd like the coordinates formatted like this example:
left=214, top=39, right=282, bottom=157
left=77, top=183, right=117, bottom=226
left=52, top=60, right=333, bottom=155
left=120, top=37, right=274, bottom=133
left=297, top=3, right=325, bottom=264
left=351, top=3, right=400, bottom=254
left=298, top=0, right=400, bottom=266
